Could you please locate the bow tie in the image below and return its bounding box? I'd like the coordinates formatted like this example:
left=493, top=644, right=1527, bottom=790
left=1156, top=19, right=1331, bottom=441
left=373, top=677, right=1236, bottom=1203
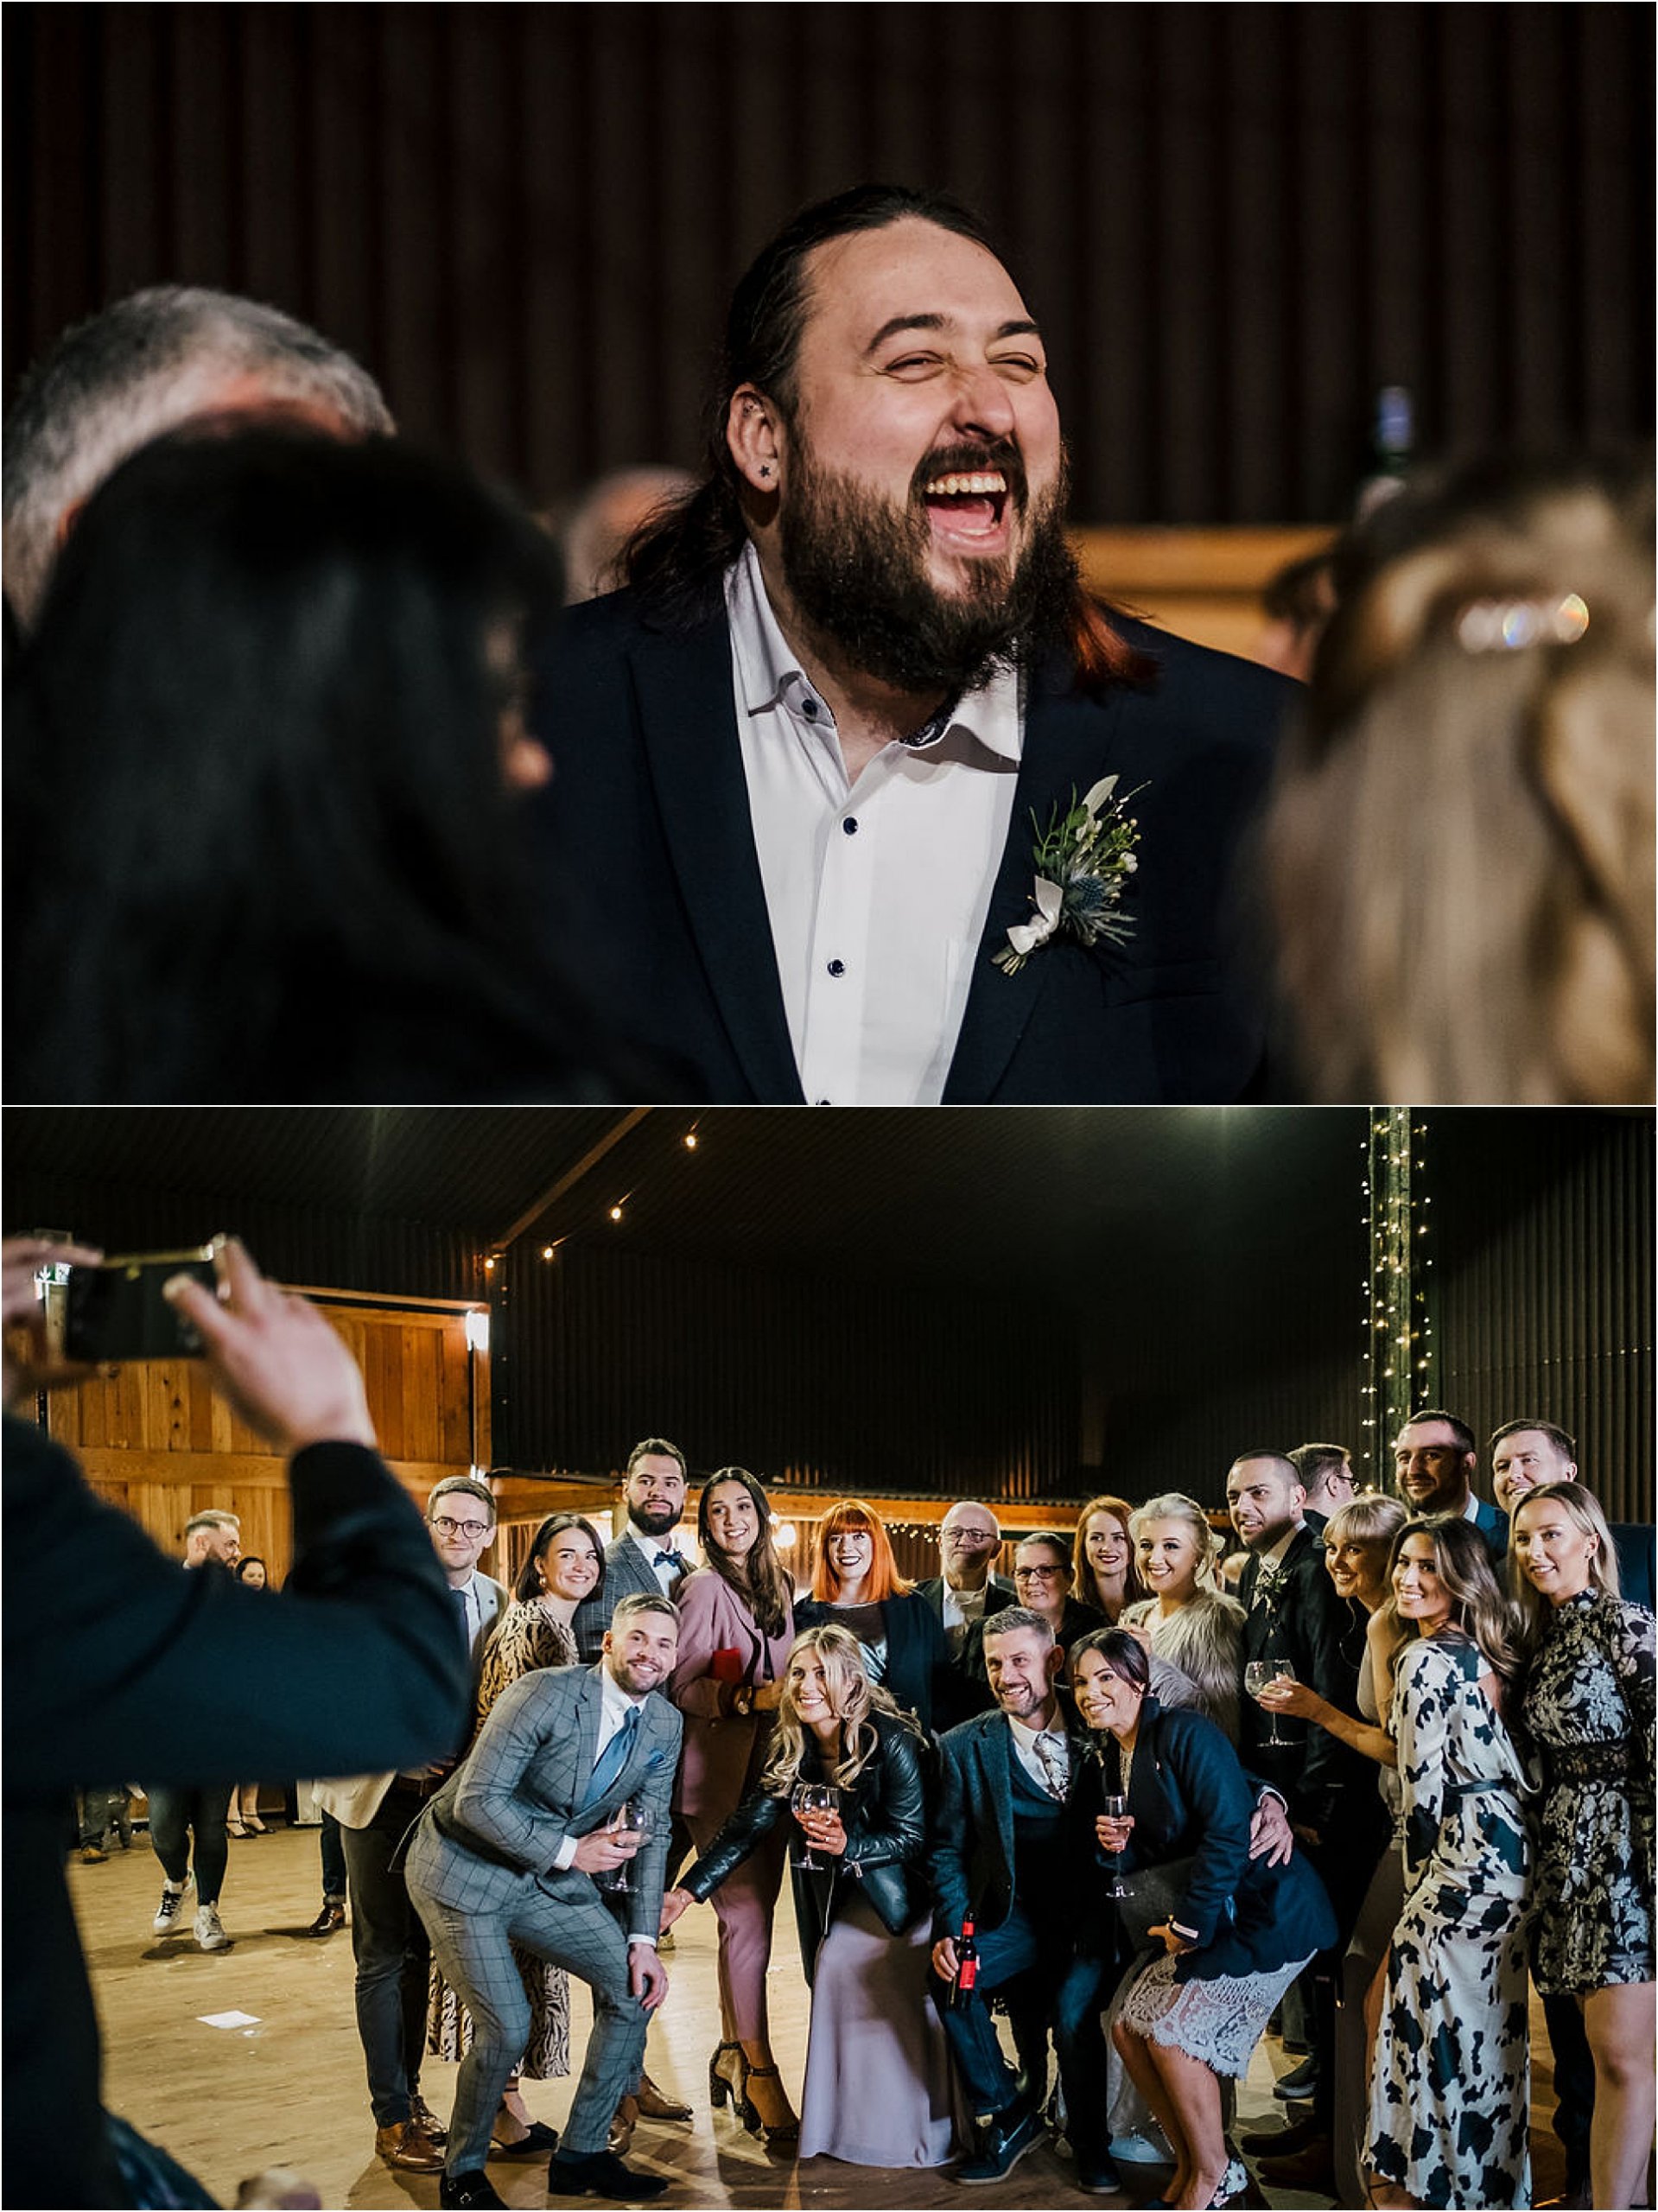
left=653, top=1550, right=679, bottom=1572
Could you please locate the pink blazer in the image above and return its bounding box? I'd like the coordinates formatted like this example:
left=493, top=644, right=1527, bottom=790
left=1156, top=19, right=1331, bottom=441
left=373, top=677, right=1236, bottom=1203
left=669, top=1567, right=795, bottom=1822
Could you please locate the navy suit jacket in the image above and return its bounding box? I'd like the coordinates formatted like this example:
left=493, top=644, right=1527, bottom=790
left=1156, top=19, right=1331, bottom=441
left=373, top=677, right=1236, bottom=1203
left=929, top=1701, right=1093, bottom=1939
left=530, top=591, right=1296, bottom=1103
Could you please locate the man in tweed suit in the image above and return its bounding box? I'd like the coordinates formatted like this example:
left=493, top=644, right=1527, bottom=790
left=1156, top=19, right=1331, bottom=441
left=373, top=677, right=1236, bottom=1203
left=406, top=1592, right=683, bottom=2208
left=574, top=1438, right=693, bottom=1661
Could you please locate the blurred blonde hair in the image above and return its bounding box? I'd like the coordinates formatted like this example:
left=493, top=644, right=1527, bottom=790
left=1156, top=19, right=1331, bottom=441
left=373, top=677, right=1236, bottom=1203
left=1266, top=455, right=1654, bottom=1102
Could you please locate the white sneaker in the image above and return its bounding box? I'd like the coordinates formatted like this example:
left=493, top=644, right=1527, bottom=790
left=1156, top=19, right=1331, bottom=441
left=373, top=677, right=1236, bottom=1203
left=194, top=1903, right=229, bottom=1952
left=152, top=1880, right=187, bottom=1934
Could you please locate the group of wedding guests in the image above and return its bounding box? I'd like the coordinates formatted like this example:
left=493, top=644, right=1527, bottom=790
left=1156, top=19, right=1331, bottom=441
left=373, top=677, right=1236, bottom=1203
left=388, top=1427, right=1652, bottom=2212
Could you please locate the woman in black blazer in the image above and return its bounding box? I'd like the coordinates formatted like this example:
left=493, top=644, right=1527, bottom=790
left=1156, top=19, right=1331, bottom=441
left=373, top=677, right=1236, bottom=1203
left=661, top=1625, right=963, bottom=2169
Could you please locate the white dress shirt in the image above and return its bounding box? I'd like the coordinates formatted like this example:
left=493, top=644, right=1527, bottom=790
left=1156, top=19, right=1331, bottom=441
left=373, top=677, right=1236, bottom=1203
left=727, top=543, right=1024, bottom=1106
left=626, top=1523, right=684, bottom=1596
left=940, top=1579, right=991, bottom=1659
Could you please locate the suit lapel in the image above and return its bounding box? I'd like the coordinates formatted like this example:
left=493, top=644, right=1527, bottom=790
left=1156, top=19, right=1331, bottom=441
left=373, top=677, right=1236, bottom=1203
left=571, top=1665, right=605, bottom=1808
left=983, top=1716, right=1016, bottom=1876
left=943, top=674, right=1131, bottom=1103
left=626, top=620, right=804, bottom=1103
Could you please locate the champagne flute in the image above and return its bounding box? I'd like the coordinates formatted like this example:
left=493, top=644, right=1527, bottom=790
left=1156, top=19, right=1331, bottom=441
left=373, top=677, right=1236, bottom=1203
left=603, top=1797, right=653, bottom=1893
left=791, top=1783, right=836, bottom=1871
left=1100, top=1791, right=1130, bottom=1898
left=1246, top=1659, right=1298, bottom=1747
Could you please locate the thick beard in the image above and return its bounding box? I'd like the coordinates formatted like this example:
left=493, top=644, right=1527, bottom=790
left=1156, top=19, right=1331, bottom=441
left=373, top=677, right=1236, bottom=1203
left=778, top=438, right=1077, bottom=699
left=629, top=1503, right=683, bottom=1537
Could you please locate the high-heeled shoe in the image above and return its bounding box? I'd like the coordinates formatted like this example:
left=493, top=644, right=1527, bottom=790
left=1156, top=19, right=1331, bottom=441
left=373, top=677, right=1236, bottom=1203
left=1204, top=2158, right=1250, bottom=2209
left=736, top=2061, right=798, bottom=2146
left=708, top=2042, right=742, bottom=2112
left=226, top=1819, right=251, bottom=1839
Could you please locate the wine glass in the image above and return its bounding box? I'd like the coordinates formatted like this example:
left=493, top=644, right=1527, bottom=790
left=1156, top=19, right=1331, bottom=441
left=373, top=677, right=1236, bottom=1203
left=602, top=1797, right=653, bottom=1893
left=791, top=1783, right=837, bottom=1871
left=1100, top=1791, right=1130, bottom=1898
left=1246, top=1659, right=1298, bottom=1747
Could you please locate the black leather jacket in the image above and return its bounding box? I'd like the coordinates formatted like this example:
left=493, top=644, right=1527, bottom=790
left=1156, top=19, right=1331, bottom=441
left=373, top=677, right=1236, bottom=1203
left=682, top=1707, right=931, bottom=1984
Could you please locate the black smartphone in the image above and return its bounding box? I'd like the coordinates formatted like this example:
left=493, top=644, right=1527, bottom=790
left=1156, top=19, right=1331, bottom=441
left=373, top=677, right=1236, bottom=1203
left=50, top=1239, right=226, bottom=1363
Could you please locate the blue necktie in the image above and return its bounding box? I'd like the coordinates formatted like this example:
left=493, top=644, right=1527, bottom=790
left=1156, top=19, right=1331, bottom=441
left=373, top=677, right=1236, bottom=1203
left=581, top=1706, right=640, bottom=1810
left=453, top=1588, right=471, bottom=1646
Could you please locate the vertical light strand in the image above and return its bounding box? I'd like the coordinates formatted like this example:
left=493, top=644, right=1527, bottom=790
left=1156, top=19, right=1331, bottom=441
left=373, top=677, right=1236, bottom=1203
left=1363, top=1108, right=1421, bottom=1473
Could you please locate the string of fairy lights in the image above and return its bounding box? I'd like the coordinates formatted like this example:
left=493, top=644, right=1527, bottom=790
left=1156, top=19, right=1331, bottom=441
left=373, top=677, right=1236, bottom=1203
left=477, top=1120, right=704, bottom=1281
left=1359, top=1109, right=1434, bottom=1476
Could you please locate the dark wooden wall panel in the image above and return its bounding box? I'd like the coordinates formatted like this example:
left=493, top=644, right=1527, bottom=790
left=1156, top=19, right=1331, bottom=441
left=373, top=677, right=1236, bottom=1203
left=5, top=3, right=1649, bottom=524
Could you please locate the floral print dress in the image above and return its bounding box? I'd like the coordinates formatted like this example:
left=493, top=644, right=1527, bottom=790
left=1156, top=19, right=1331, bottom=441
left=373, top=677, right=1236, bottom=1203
left=1519, top=1589, right=1655, bottom=1993
left=1368, top=1632, right=1531, bottom=2209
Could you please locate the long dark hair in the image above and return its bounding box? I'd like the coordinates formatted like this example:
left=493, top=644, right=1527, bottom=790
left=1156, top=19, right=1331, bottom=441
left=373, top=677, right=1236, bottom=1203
left=697, top=1466, right=791, bottom=1643
left=624, top=182, right=1149, bottom=693
left=1390, top=1515, right=1521, bottom=1683
left=514, top=1511, right=607, bottom=1606
left=7, top=424, right=629, bottom=1101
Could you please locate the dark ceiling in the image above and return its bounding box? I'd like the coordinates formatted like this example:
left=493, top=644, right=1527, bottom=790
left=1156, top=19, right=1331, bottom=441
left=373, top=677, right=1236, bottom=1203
left=4, top=1106, right=1375, bottom=1307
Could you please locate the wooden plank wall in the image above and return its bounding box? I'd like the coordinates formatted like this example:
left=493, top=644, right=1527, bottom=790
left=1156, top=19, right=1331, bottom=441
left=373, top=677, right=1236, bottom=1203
left=48, top=1300, right=488, bottom=1580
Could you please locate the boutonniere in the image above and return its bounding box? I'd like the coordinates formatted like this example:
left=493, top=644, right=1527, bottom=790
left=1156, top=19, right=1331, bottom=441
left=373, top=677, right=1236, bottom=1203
left=993, top=776, right=1144, bottom=976
left=1254, top=1563, right=1288, bottom=1612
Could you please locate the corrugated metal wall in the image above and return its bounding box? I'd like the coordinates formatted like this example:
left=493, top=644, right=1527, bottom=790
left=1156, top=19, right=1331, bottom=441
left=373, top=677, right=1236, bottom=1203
left=3, top=1171, right=478, bottom=1304
left=491, top=1236, right=1082, bottom=1497
left=1432, top=1113, right=1654, bottom=1526
left=7, top=3, right=1650, bottom=524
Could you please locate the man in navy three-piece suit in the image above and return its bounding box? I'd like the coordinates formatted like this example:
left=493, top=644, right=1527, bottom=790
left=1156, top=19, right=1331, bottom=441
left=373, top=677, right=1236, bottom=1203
left=530, top=183, right=1297, bottom=1106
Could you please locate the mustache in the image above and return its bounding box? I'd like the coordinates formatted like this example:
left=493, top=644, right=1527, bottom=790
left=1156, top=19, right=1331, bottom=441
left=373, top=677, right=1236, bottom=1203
left=910, top=438, right=1028, bottom=509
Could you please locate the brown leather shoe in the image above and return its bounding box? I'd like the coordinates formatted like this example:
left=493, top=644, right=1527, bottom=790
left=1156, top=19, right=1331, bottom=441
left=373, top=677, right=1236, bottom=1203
left=634, top=2072, right=692, bottom=2122
left=410, top=2095, right=450, bottom=2146
left=376, top=2121, right=444, bottom=2173
left=607, top=2095, right=638, bottom=2157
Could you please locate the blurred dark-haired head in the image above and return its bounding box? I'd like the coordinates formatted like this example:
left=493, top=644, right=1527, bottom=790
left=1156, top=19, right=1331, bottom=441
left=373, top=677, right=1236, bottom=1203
left=7, top=425, right=637, bottom=1101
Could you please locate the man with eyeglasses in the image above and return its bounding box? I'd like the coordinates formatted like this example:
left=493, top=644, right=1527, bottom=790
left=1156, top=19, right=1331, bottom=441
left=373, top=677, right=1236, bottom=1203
left=1287, top=1443, right=1355, bottom=1533
left=316, top=1474, right=506, bottom=2174
left=916, top=1501, right=1017, bottom=1727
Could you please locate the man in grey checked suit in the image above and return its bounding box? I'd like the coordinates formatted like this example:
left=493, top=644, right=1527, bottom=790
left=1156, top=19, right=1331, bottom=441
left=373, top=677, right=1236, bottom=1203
left=406, top=1592, right=683, bottom=2208
left=574, top=1438, right=693, bottom=1660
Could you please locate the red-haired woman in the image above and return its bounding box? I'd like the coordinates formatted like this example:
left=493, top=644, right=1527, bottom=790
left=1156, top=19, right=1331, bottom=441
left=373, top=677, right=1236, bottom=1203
left=796, top=1501, right=951, bottom=1735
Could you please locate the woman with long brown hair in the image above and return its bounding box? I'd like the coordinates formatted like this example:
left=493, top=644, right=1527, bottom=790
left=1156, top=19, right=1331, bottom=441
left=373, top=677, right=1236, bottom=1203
left=663, top=1625, right=962, bottom=2170
left=668, top=1468, right=797, bottom=2140
left=796, top=1500, right=951, bottom=1733
left=1363, top=1517, right=1530, bottom=2209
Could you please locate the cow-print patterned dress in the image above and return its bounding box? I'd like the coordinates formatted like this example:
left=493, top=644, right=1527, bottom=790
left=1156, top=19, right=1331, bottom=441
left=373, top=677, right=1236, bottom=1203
left=1367, top=1632, right=1531, bottom=2209
left=1518, top=1589, right=1655, bottom=1993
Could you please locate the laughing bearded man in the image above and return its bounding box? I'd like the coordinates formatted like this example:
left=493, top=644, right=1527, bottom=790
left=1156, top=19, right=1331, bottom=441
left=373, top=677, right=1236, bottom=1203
left=532, top=184, right=1295, bottom=1103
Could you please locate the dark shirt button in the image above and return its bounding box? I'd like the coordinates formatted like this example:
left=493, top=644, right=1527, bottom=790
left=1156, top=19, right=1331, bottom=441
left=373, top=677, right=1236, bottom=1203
left=816, top=1097, right=832, bottom=1106
left=802, top=698, right=818, bottom=719
left=842, top=816, right=859, bottom=835
left=827, top=959, right=846, bottom=977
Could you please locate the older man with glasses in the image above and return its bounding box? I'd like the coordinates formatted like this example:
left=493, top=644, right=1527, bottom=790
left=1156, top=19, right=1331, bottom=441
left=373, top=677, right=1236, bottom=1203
left=915, top=1502, right=1018, bottom=1728
left=316, top=1474, right=507, bottom=2173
